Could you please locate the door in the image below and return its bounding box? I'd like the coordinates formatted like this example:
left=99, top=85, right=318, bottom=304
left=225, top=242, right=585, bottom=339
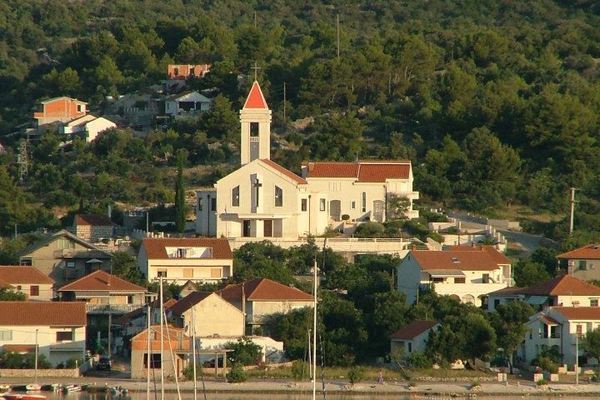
left=329, top=200, right=341, bottom=221
left=373, top=200, right=384, bottom=222
left=263, top=220, right=273, bottom=237
left=242, top=220, right=251, bottom=237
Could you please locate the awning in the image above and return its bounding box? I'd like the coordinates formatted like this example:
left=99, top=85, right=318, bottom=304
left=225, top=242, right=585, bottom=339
left=528, top=295, right=548, bottom=305
left=427, top=269, right=465, bottom=278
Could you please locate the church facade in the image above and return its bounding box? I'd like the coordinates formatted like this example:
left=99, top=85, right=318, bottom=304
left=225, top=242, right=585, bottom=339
left=196, top=81, right=419, bottom=239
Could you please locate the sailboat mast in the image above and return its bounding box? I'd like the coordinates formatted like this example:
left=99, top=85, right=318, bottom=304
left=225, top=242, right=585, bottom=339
left=159, top=276, right=165, bottom=400
left=192, top=306, right=198, bottom=400
left=146, top=305, right=151, bottom=400
left=34, top=328, right=38, bottom=383
left=312, top=258, right=317, bottom=400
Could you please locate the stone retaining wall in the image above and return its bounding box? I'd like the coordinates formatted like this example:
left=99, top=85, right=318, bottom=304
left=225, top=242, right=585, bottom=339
left=0, top=368, right=79, bottom=378
left=415, top=376, right=496, bottom=382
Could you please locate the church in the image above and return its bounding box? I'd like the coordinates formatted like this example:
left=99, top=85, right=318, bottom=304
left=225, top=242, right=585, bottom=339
left=196, top=81, right=419, bottom=239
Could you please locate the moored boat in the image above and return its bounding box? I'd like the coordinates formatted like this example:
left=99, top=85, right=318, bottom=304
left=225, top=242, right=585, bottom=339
left=1, top=393, right=47, bottom=400
left=61, top=385, right=81, bottom=393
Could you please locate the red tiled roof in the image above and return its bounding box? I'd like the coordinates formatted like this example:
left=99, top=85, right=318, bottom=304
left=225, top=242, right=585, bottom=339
left=219, top=278, right=313, bottom=302
left=259, top=159, right=307, bottom=184
left=141, top=238, right=232, bottom=260
left=0, top=301, right=86, bottom=326
left=303, top=161, right=411, bottom=182
left=117, top=298, right=177, bottom=325
left=2, top=344, right=37, bottom=353
left=168, top=291, right=212, bottom=316
left=390, top=320, right=438, bottom=340
left=58, top=270, right=146, bottom=292
left=243, top=81, right=268, bottom=109
left=557, top=244, right=600, bottom=260
left=539, top=314, right=560, bottom=325
left=0, top=266, right=54, bottom=285
left=552, top=306, right=600, bottom=320
left=75, top=214, right=113, bottom=226
left=445, top=245, right=512, bottom=264
left=410, top=249, right=509, bottom=271
left=0, top=278, right=13, bottom=289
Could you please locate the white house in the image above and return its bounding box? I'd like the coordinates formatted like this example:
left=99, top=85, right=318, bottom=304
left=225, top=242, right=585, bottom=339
left=390, top=320, right=439, bottom=355
left=0, top=266, right=54, bottom=301
left=60, top=114, right=116, bottom=142
left=165, top=91, right=212, bottom=116
left=196, top=81, right=419, bottom=239
left=0, top=301, right=86, bottom=366
left=137, top=238, right=233, bottom=283
left=397, top=246, right=512, bottom=306
left=486, top=274, right=600, bottom=311
left=521, top=307, right=600, bottom=367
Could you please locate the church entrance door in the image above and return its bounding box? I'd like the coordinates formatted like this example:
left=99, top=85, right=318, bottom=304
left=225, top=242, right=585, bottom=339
left=264, top=220, right=273, bottom=237
left=329, top=200, right=341, bottom=221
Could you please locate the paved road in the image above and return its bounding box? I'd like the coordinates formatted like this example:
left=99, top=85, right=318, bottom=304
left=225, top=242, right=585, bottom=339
left=499, top=229, right=547, bottom=254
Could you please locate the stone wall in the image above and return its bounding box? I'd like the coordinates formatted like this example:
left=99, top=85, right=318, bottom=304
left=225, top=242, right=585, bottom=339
left=0, top=368, right=79, bottom=378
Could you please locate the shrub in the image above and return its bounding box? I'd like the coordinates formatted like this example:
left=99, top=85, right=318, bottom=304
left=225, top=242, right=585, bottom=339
left=348, top=366, right=365, bottom=385
left=532, top=355, right=558, bottom=373
left=291, top=360, right=307, bottom=381
left=405, top=352, right=433, bottom=369
left=225, top=337, right=262, bottom=366
left=354, top=222, right=385, bottom=237
left=226, top=363, right=247, bottom=383
left=536, top=378, right=548, bottom=386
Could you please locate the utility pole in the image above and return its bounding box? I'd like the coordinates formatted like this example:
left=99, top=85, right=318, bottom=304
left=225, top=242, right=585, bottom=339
left=575, top=331, right=579, bottom=385
left=569, top=187, right=577, bottom=235
left=254, top=11, right=257, bottom=28
left=283, top=82, right=287, bottom=123
left=336, top=13, right=340, bottom=59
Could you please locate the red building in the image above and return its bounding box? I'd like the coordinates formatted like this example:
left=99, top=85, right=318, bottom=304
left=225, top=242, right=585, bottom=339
left=167, top=64, right=211, bottom=80
left=33, top=96, right=87, bottom=127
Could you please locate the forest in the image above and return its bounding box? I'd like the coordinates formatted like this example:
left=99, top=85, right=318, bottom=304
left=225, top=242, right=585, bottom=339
left=0, top=0, right=599, bottom=242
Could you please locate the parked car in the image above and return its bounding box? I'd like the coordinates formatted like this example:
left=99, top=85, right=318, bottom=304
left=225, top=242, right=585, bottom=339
left=96, top=356, right=111, bottom=371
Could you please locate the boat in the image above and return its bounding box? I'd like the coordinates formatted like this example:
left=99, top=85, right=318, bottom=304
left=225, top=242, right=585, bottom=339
left=0, top=385, right=10, bottom=391
left=61, top=385, right=81, bottom=393
left=39, top=385, right=59, bottom=392
left=1, top=393, right=47, bottom=400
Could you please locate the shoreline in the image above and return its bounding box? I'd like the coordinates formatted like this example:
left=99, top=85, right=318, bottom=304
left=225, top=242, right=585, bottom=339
left=2, top=377, right=600, bottom=397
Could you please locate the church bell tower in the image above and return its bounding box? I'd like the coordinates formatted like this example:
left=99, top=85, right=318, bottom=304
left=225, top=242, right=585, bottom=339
left=240, top=81, right=271, bottom=165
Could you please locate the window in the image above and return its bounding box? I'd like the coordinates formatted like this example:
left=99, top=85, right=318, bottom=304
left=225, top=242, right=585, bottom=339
left=20, top=258, right=32, bottom=266
left=232, top=186, right=240, bottom=207
left=176, top=248, right=188, bottom=258
left=482, top=273, right=490, bottom=283
left=494, top=299, right=501, bottom=308
left=250, top=122, right=259, bottom=137
left=361, top=192, right=366, bottom=212
left=578, top=260, right=587, bottom=270
left=77, top=104, right=83, bottom=112
left=576, top=324, right=583, bottom=337
left=30, top=286, right=39, bottom=296
left=183, top=269, right=194, bottom=278
left=144, top=353, right=161, bottom=368
left=301, top=199, right=307, bottom=212
left=66, top=261, right=76, bottom=268
left=351, top=201, right=356, bottom=209
left=550, top=325, right=560, bottom=339
left=275, top=186, right=283, bottom=207
left=454, top=277, right=465, bottom=284
left=0, top=330, right=12, bottom=341
left=157, top=270, right=167, bottom=278
left=174, top=67, right=179, bottom=76
left=592, top=299, right=599, bottom=307
left=319, top=199, right=326, bottom=212
left=56, top=331, right=73, bottom=342
left=211, top=268, right=222, bottom=278
left=198, top=197, right=203, bottom=211
left=16, top=285, right=22, bottom=291
left=407, top=342, right=412, bottom=353
left=210, top=198, right=216, bottom=212
left=432, top=277, right=444, bottom=283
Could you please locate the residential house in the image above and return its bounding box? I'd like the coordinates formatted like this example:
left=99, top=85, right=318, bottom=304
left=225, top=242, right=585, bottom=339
left=521, top=307, right=600, bottom=367
left=486, top=274, right=600, bottom=311
left=72, top=214, right=114, bottom=242
left=557, top=244, right=600, bottom=281
left=105, top=92, right=162, bottom=131
left=164, top=91, right=212, bottom=116
left=137, top=238, right=233, bottom=283
left=130, top=324, right=190, bottom=379
left=0, top=266, right=54, bottom=301
left=168, top=291, right=244, bottom=337
left=60, top=115, right=116, bottom=142
left=196, top=81, right=419, bottom=239
left=167, top=64, right=211, bottom=80
left=179, top=280, right=197, bottom=299
left=218, top=278, right=313, bottom=333
left=397, top=246, right=512, bottom=306
left=390, top=320, right=439, bottom=355
left=0, top=301, right=86, bottom=366
left=19, top=229, right=112, bottom=289
left=33, top=96, right=87, bottom=127
left=117, top=298, right=178, bottom=340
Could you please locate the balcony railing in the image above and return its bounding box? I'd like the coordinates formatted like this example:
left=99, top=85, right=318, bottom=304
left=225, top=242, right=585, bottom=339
left=85, top=304, right=141, bottom=314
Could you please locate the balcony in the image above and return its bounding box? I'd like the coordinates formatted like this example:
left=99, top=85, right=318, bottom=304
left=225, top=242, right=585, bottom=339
left=85, top=304, right=142, bottom=314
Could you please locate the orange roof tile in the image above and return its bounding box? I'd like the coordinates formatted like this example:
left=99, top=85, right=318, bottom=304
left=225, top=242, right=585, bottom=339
left=58, top=270, right=146, bottom=292
left=0, top=301, right=86, bottom=326
left=2, top=344, right=37, bottom=353
left=0, top=278, right=13, bottom=289
left=445, top=245, right=512, bottom=264
left=557, top=244, right=600, bottom=260
left=410, top=249, right=509, bottom=271
left=243, top=81, right=268, bottom=109
left=219, top=278, right=313, bottom=302
left=490, top=275, right=600, bottom=297
left=141, top=238, right=232, bottom=260
left=75, top=214, right=113, bottom=226
left=116, top=298, right=177, bottom=325
left=0, top=266, right=54, bottom=285
left=131, top=324, right=190, bottom=351
left=390, top=320, right=438, bottom=340
left=552, top=306, right=600, bottom=320
left=259, top=159, right=307, bottom=184
left=303, top=161, right=411, bottom=182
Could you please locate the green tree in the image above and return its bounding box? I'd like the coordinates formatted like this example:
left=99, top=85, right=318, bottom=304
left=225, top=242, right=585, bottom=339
left=111, top=251, right=144, bottom=284
left=513, top=260, right=551, bottom=287
left=174, top=151, right=186, bottom=235
left=489, top=301, right=535, bottom=369
left=0, top=288, right=26, bottom=301
left=583, top=327, right=600, bottom=372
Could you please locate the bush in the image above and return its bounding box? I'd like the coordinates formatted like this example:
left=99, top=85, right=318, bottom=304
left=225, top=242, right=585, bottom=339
left=405, top=352, right=433, bottom=369
left=536, top=378, right=548, bottom=386
left=348, top=366, right=365, bottom=385
left=225, top=337, right=262, bottom=366
left=354, top=222, right=385, bottom=237
left=291, top=360, right=307, bottom=381
left=532, top=355, right=559, bottom=373
left=226, top=363, right=247, bottom=383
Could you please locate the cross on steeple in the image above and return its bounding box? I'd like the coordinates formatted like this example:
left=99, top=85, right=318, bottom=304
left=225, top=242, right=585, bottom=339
left=251, top=62, right=261, bottom=81
left=253, top=177, right=263, bottom=207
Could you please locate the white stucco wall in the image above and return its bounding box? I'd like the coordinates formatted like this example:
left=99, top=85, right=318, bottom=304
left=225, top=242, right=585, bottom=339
left=181, top=294, right=244, bottom=337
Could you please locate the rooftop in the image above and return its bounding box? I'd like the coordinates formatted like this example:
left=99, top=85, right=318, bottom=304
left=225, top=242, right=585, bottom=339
left=75, top=214, right=113, bottom=226
left=557, top=244, right=600, bottom=260
left=168, top=291, right=212, bottom=315
left=141, top=238, right=232, bottom=260
left=552, top=306, right=600, bottom=320
left=410, top=248, right=510, bottom=271
left=303, top=161, right=411, bottom=182
left=219, top=278, right=313, bottom=302
left=0, top=266, right=54, bottom=285
left=0, top=301, right=86, bottom=326
left=58, top=270, right=146, bottom=293
left=489, top=274, right=600, bottom=297
left=243, top=81, right=268, bottom=109
left=259, top=159, right=307, bottom=185
left=390, top=320, right=438, bottom=340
